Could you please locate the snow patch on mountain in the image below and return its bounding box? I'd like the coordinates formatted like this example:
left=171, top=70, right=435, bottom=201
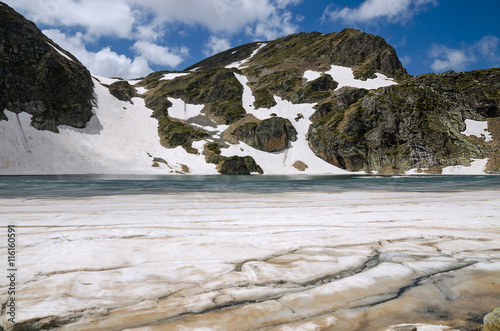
left=226, top=43, right=267, bottom=69
left=161, top=72, right=190, bottom=81
left=167, top=98, right=205, bottom=120
left=304, top=65, right=398, bottom=90
left=461, top=119, right=492, bottom=142
left=442, top=158, right=489, bottom=175
left=225, top=73, right=349, bottom=174
left=48, top=42, right=74, bottom=62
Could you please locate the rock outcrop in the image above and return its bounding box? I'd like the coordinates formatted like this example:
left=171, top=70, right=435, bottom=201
left=308, top=68, right=500, bottom=172
left=232, top=117, right=298, bottom=152
left=107, top=80, right=138, bottom=103
left=484, top=308, right=500, bottom=331
left=217, top=156, right=264, bottom=175
left=0, top=1, right=94, bottom=132
left=143, top=68, right=245, bottom=125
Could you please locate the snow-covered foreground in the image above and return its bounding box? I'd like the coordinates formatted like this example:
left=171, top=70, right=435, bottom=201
left=1, top=190, right=499, bottom=330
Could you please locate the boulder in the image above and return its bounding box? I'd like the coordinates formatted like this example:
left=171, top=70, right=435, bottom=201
left=232, top=117, right=298, bottom=152
left=217, top=156, right=264, bottom=175
left=484, top=308, right=500, bottom=331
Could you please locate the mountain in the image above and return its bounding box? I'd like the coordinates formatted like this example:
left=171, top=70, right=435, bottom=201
left=0, top=1, right=499, bottom=176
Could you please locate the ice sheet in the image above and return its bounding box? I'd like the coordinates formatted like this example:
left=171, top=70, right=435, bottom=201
left=1, top=190, right=499, bottom=330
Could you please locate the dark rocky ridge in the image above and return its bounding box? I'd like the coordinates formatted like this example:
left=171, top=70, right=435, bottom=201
left=217, top=155, right=264, bottom=175
left=0, top=1, right=94, bottom=132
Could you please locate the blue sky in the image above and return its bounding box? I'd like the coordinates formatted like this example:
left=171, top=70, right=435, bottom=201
left=5, top=0, right=499, bottom=79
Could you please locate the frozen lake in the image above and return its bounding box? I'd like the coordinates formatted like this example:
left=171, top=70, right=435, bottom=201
left=1, top=175, right=499, bottom=330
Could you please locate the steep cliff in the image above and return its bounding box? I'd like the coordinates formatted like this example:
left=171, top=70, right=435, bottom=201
left=0, top=1, right=94, bottom=132
left=307, top=69, right=500, bottom=173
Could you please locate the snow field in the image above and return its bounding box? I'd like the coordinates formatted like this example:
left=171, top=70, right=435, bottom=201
left=303, top=65, right=398, bottom=90
left=0, top=78, right=217, bottom=174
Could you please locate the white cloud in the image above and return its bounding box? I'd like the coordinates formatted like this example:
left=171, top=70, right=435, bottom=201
left=274, top=0, right=302, bottom=9
left=12, top=0, right=136, bottom=39
left=134, top=21, right=164, bottom=42
left=91, top=48, right=152, bottom=79
left=430, top=46, right=474, bottom=72
left=400, top=55, right=412, bottom=66
left=203, top=36, right=231, bottom=57
left=43, top=29, right=152, bottom=79
left=132, top=41, right=188, bottom=68
left=322, top=0, right=437, bottom=24
left=127, top=0, right=275, bottom=33
left=10, top=0, right=301, bottom=39
left=430, top=35, right=499, bottom=72
left=246, top=11, right=298, bottom=40
left=475, top=35, right=500, bottom=59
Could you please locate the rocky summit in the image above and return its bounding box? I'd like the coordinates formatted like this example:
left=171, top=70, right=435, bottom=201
left=0, top=2, right=499, bottom=175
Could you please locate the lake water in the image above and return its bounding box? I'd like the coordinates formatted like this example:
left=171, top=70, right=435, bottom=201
left=0, top=174, right=499, bottom=198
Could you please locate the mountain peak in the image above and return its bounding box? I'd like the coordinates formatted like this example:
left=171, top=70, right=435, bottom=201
left=186, top=28, right=407, bottom=81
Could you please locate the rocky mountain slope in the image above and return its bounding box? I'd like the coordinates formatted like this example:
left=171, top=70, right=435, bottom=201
left=0, top=2, right=94, bottom=132
left=0, top=1, right=498, bottom=175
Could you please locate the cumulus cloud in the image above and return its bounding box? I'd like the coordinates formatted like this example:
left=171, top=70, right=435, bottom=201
left=43, top=29, right=152, bottom=79
left=322, top=0, right=437, bottom=24
left=203, top=36, right=231, bottom=57
left=430, top=35, right=500, bottom=72
left=13, top=0, right=136, bottom=39
left=430, top=46, right=474, bottom=72
left=246, top=11, right=298, bottom=40
left=132, top=41, right=188, bottom=68
left=6, top=0, right=301, bottom=40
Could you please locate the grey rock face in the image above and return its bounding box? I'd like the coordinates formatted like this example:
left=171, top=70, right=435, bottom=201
left=232, top=117, right=298, bottom=152
left=308, top=69, right=500, bottom=172
left=0, top=1, right=94, bottom=132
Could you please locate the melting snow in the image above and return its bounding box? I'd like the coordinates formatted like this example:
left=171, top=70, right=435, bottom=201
left=135, top=87, right=148, bottom=95
left=227, top=74, right=350, bottom=174
left=303, top=70, right=323, bottom=82
left=442, top=158, right=489, bottom=175
left=0, top=78, right=217, bottom=175
left=48, top=42, right=74, bottom=62
left=167, top=98, right=205, bottom=120
left=161, top=72, right=190, bottom=81
left=225, top=43, right=267, bottom=69
left=92, top=74, right=121, bottom=85
left=461, top=119, right=493, bottom=142
left=304, top=65, right=398, bottom=90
